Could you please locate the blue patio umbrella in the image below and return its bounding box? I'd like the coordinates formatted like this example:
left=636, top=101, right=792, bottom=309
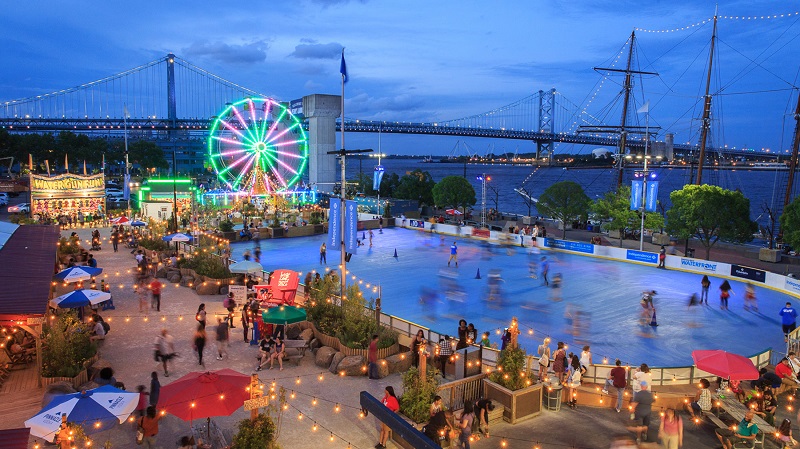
left=49, top=289, right=111, bottom=309
left=25, top=385, right=139, bottom=442
left=54, top=266, right=103, bottom=283
left=162, top=233, right=192, bottom=242
left=131, top=220, right=147, bottom=227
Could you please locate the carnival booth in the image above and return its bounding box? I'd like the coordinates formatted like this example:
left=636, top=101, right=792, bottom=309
left=254, top=269, right=299, bottom=307
left=30, top=173, right=105, bottom=216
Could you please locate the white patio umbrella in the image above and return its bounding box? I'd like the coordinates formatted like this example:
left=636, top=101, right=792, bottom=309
left=228, top=260, right=264, bottom=275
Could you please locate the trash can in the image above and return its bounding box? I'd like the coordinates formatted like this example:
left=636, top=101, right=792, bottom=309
left=686, top=248, right=695, bottom=258
left=545, top=383, right=563, bottom=411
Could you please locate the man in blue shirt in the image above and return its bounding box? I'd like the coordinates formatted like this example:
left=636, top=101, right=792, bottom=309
left=448, top=242, right=458, bottom=267
left=780, top=302, right=798, bottom=342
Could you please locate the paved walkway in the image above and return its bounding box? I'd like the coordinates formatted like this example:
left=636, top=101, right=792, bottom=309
left=0, top=225, right=793, bottom=448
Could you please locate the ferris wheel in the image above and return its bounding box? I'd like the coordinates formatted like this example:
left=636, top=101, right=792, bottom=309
left=207, top=97, right=308, bottom=195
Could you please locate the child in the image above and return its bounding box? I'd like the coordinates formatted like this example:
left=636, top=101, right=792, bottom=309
left=480, top=332, right=491, bottom=347
left=778, top=418, right=797, bottom=448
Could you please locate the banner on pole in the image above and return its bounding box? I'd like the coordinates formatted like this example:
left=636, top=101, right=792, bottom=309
left=645, top=182, right=659, bottom=212
left=327, top=201, right=340, bottom=251
left=123, top=174, right=131, bottom=201
left=630, top=180, right=643, bottom=210
left=373, top=165, right=385, bottom=191
left=344, top=200, right=358, bottom=254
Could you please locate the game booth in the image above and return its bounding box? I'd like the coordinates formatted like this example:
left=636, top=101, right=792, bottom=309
left=30, top=173, right=105, bottom=217
left=252, top=269, right=300, bottom=341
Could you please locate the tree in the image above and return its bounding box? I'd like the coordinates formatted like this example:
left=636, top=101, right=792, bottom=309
left=592, top=186, right=664, bottom=246
left=394, top=169, right=435, bottom=206
left=666, top=184, right=757, bottom=260
left=129, top=140, right=168, bottom=171
left=379, top=173, right=400, bottom=197
left=432, top=175, right=476, bottom=213
left=780, top=196, right=800, bottom=250
left=536, top=181, right=590, bottom=238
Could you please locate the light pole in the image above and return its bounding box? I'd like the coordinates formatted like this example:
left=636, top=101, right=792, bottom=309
left=637, top=106, right=651, bottom=251
left=477, top=174, right=490, bottom=229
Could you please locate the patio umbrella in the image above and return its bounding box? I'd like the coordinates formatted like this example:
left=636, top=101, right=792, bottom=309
left=261, top=305, right=307, bottom=326
left=445, top=209, right=463, bottom=215
left=157, top=369, right=250, bottom=422
left=50, top=289, right=111, bottom=309
left=229, top=260, right=264, bottom=275
left=25, top=385, right=139, bottom=442
left=54, top=266, right=103, bottom=283
left=162, top=233, right=192, bottom=242
left=109, top=216, right=130, bottom=225
left=691, top=349, right=759, bottom=381
left=130, top=220, right=147, bottom=227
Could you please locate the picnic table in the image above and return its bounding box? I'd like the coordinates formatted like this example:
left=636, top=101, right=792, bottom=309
left=711, top=394, right=772, bottom=447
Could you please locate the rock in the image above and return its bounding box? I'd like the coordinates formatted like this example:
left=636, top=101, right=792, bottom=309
left=167, top=273, right=182, bottom=284
left=376, top=359, right=390, bottom=379
left=180, top=275, right=194, bottom=287
left=219, top=285, right=229, bottom=296
left=385, top=352, right=412, bottom=374
left=315, top=346, right=337, bottom=368
left=328, top=352, right=345, bottom=374
left=195, top=281, right=219, bottom=295
left=155, top=268, right=167, bottom=278
left=285, top=324, right=302, bottom=340
left=309, top=338, right=322, bottom=350
left=311, top=346, right=319, bottom=355
left=337, top=355, right=366, bottom=376
left=299, top=328, right=314, bottom=343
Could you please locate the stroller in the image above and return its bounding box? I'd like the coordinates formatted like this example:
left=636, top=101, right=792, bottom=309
left=91, top=230, right=102, bottom=251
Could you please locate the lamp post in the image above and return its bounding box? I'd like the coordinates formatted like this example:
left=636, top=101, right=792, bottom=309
left=477, top=174, right=490, bottom=229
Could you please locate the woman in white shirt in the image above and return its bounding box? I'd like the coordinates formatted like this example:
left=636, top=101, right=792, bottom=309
left=631, top=364, right=652, bottom=394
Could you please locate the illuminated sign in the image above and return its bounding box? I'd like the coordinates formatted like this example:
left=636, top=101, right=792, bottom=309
left=31, top=173, right=104, bottom=193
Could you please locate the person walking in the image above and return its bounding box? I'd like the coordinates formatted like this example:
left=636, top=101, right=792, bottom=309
left=215, top=317, right=229, bottom=360
left=319, top=242, right=327, bottom=264
left=154, top=329, right=175, bottom=377
left=658, top=408, right=683, bottom=449
left=780, top=302, right=798, bottom=342
left=149, top=372, right=160, bottom=408
left=241, top=305, right=250, bottom=343
left=375, top=386, right=400, bottom=449
left=438, top=335, right=453, bottom=375
left=195, top=303, right=207, bottom=329
left=700, top=275, right=711, bottom=304
left=457, top=401, right=475, bottom=449
left=448, top=242, right=458, bottom=267
left=111, top=229, right=119, bottom=252
left=627, top=381, right=654, bottom=442
left=149, top=278, right=162, bottom=312
left=602, top=359, right=628, bottom=413
left=193, top=325, right=206, bottom=367
left=368, top=334, right=379, bottom=380
left=137, top=406, right=164, bottom=449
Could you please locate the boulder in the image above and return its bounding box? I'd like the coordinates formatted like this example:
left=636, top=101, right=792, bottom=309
left=309, top=338, right=322, bottom=350
left=179, top=275, right=194, bottom=287
left=195, top=281, right=219, bottom=295
left=328, top=352, right=345, bottom=374
left=167, top=273, right=182, bottom=284
left=155, top=268, right=168, bottom=278
left=385, top=352, right=412, bottom=374
left=376, top=359, right=390, bottom=379
left=299, top=328, right=314, bottom=343
left=315, top=346, right=337, bottom=368
left=285, top=324, right=302, bottom=340
left=337, top=355, right=366, bottom=376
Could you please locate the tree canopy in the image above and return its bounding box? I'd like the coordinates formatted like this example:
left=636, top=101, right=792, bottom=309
left=432, top=175, right=476, bottom=213
left=666, top=184, right=756, bottom=259
left=592, top=186, right=664, bottom=246
left=129, top=140, right=168, bottom=171
left=780, top=196, right=800, bottom=250
left=537, top=181, right=591, bottom=238
left=394, top=169, right=436, bottom=205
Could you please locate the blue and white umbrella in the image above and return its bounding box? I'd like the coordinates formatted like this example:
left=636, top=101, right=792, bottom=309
left=49, top=289, right=111, bottom=309
left=162, top=232, right=192, bottom=242
left=25, top=385, right=139, bottom=442
left=54, top=266, right=103, bottom=283
left=131, top=220, right=147, bottom=227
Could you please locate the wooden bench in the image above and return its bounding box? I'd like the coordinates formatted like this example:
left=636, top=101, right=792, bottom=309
left=282, top=339, right=309, bottom=365
left=702, top=410, right=727, bottom=429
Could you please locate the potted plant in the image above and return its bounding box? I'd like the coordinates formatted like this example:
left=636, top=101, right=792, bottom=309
left=230, top=413, right=279, bottom=449
left=41, top=311, right=98, bottom=388
left=398, top=366, right=440, bottom=424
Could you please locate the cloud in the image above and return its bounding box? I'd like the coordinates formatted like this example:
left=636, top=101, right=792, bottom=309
left=308, top=0, right=367, bottom=7
left=290, top=41, right=344, bottom=59
left=182, top=40, right=269, bottom=64
left=347, top=92, right=426, bottom=117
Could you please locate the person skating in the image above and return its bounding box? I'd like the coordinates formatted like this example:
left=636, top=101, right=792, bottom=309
left=448, top=242, right=458, bottom=267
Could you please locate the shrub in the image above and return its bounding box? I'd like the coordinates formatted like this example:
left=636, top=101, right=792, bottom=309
left=399, top=366, right=440, bottom=424
left=179, top=252, right=231, bottom=279
left=230, top=413, right=280, bottom=449
left=42, top=311, right=97, bottom=378
left=57, top=236, right=82, bottom=256
left=219, top=220, right=234, bottom=232
left=138, top=236, right=170, bottom=252
left=489, top=345, right=530, bottom=391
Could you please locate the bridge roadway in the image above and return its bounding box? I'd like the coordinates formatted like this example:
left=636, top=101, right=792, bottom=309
left=0, top=116, right=744, bottom=157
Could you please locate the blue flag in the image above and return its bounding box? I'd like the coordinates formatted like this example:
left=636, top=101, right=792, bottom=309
left=373, top=165, right=385, bottom=191
left=630, top=180, right=643, bottom=210
left=327, top=200, right=340, bottom=251
left=340, top=50, right=348, bottom=84
left=344, top=200, right=358, bottom=254
left=645, top=182, right=659, bottom=212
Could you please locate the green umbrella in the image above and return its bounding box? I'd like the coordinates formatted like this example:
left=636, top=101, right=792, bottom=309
left=261, top=305, right=307, bottom=325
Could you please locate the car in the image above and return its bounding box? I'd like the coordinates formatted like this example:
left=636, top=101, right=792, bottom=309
left=0, top=198, right=7, bottom=207
left=8, top=203, right=30, bottom=213
left=105, top=188, right=124, bottom=196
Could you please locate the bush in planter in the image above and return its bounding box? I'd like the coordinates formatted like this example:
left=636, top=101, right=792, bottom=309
left=178, top=252, right=232, bottom=279
left=138, top=236, right=170, bottom=252
left=219, top=220, right=235, bottom=232
left=399, top=366, right=440, bottom=424
left=230, top=413, right=280, bottom=449
left=488, top=345, right=530, bottom=391
left=42, top=311, right=97, bottom=378
left=58, top=236, right=82, bottom=257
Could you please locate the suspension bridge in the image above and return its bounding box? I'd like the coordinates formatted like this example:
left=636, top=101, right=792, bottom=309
left=0, top=53, right=741, bottom=159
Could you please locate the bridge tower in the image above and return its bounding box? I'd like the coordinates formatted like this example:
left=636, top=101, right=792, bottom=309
left=166, top=54, right=177, bottom=129
left=536, top=88, right=556, bottom=163
left=302, top=94, right=341, bottom=192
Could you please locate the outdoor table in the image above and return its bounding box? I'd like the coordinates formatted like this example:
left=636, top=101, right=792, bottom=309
left=713, top=394, right=775, bottom=435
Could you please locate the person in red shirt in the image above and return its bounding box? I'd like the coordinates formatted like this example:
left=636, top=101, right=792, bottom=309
left=602, top=359, right=628, bottom=412
left=368, top=334, right=379, bottom=380
left=376, top=386, right=399, bottom=449
left=775, top=358, right=799, bottom=395
left=149, top=278, right=162, bottom=312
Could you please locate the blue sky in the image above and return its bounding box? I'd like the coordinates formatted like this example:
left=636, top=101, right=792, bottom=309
left=1, top=0, right=799, bottom=156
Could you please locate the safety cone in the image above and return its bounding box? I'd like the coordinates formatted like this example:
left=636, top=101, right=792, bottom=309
left=393, top=249, right=398, bottom=258
left=475, top=268, right=481, bottom=279
left=650, top=308, right=658, bottom=327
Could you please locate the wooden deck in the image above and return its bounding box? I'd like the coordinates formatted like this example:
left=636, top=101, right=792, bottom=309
left=0, top=365, right=45, bottom=431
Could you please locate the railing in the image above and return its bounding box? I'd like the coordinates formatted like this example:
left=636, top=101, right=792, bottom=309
left=436, top=373, right=488, bottom=411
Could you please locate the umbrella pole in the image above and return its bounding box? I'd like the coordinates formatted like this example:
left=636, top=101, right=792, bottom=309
left=207, top=417, right=211, bottom=440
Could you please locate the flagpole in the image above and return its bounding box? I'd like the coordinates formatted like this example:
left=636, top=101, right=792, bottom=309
left=377, top=125, right=381, bottom=217
left=339, top=49, right=347, bottom=299
left=639, top=103, right=649, bottom=251
left=124, top=104, right=130, bottom=215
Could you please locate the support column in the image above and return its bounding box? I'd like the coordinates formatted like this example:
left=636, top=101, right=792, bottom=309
left=536, top=88, right=555, bottom=163
left=302, top=94, right=341, bottom=192
left=166, top=54, right=177, bottom=129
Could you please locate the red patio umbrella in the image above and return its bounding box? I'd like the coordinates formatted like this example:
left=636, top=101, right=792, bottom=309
left=691, top=350, right=759, bottom=380
left=445, top=209, right=463, bottom=215
left=157, top=369, right=250, bottom=422
left=110, top=216, right=130, bottom=225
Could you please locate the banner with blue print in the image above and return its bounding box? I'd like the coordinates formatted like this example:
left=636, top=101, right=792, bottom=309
left=327, top=200, right=340, bottom=251
left=373, top=165, right=385, bottom=191
left=344, top=200, right=358, bottom=254
left=544, top=238, right=594, bottom=254
left=630, top=180, right=643, bottom=210
left=645, top=182, right=659, bottom=212
left=626, top=250, right=658, bottom=264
